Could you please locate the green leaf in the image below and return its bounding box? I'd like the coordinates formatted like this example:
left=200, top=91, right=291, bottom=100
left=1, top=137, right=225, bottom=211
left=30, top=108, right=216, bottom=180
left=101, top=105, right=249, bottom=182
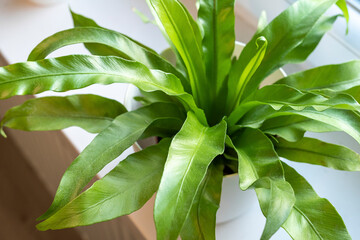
left=37, top=139, right=171, bottom=230
left=228, top=0, right=340, bottom=102
left=0, top=55, right=206, bottom=124
left=256, top=11, right=268, bottom=34
left=275, top=137, right=360, bottom=171
left=28, top=27, right=189, bottom=91
left=132, top=8, right=156, bottom=24
left=228, top=129, right=284, bottom=190
left=228, top=84, right=360, bottom=126
left=283, top=14, right=339, bottom=63
left=180, top=160, right=224, bottom=240
left=70, top=10, right=157, bottom=56
left=147, top=0, right=208, bottom=108
left=154, top=112, right=227, bottom=240
left=38, top=102, right=184, bottom=221
left=1, top=94, right=126, bottom=133
left=228, top=129, right=295, bottom=239
left=276, top=60, right=360, bottom=91
left=227, top=36, right=268, bottom=113
left=197, top=0, right=235, bottom=96
left=238, top=106, right=360, bottom=144
left=261, top=115, right=338, bottom=142
left=281, top=163, right=351, bottom=240
left=254, top=178, right=295, bottom=240
left=336, top=0, right=349, bottom=33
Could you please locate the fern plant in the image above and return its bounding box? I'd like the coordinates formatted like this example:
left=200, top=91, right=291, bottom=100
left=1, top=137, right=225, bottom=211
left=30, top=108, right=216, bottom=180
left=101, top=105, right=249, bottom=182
left=0, top=0, right=358, bottom=239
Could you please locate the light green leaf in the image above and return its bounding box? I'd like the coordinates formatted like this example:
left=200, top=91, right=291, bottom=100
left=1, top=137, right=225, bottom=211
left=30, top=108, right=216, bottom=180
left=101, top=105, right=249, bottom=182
left=254, top=178, right=295, bottom=240
left=228, top=0, right=340, bottom=102
left=180, top=160, right=224, bottom=240
left=28, top=27, right=189, bottom=90
left=197, top=0, right=235, bottom=96
left=38, top=102, right=184, bottom=221
left=227, top=36, right=267, bottom=112
left=1, top=94, right=126, bottom=134
left=261, top=115, right=338, bottom=142
left=229, top=129, right=284, bottom=190
left=256, top=11, right=268, bottom=34
left=228, top=84, right=360, bottom=126
left=276, top=60, right=360, bottom=91
left=336, top=0, right=349, bottom=33
left=228, top=129, right=295, bottom=239
left=0, top=55, right=206, bottom=124
left=238, top=106, right=360, bottom=144
left=37, top=139, right=171, bottom=230
left=281, top=163, right=351, bottom=240
left=147, top=0, right=208, bottom=108
left=154, top=112, right=227, bottom=240
left=132, top=8, right=156, bottom=24
left=283, top=14, right=339, bottom=63
left=70, top=10, right=157, bottom=56
left=275, top=137, right=360, bottom=171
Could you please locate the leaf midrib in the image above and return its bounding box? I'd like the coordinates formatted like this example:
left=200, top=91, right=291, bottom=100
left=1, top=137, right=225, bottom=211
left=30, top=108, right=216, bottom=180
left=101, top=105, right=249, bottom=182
left=173, top=127, right=207, bottom=229
left=0, top=71, right=178, bottom=95
left=292, top=205, right=323, bottom=240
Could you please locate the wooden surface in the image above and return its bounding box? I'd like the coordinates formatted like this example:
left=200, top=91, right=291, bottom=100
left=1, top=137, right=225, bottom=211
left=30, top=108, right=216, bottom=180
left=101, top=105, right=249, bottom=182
left=0, top=52, right=145, bottom=240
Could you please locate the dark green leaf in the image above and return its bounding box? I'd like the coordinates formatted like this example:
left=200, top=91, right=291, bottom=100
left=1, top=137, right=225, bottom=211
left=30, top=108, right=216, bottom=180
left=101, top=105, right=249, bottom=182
left=154, top=112, right=227, bottom=240
left=37, top=139, right=171, bottom=230
left=38, top=102, right=184, bottom=220
left=275, top=137, right=360, bottom=171
left=1, top=94, right=126, bottom=134
left=281, top=163, right=351, bottom=240
left=180, top=160, right=224, bottom=240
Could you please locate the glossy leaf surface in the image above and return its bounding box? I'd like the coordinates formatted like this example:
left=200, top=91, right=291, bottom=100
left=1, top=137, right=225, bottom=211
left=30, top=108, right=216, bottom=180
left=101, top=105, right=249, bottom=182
left=229, top=129, right=295, bottom=239
left=238, top=106, right=360, bottom=144
left=180, top=161, right=224, bottom=240
left=70, top=10, right=157, bottom=56
left=275, top=137, right=360, bottom=171
left=261, top=115, right=338, bottom=142
left=228, top=0, right=339, bottom=102
left=0, top=55, right=206, bottom=124
left=228, top=84, right=360, bottom=126
left=276, top=60, right=360, bottom=91
left=28, top=27, right=188, bottom=89
left=281, top=163, right=351, bottom=240
left=147, top=0, right=207, bottom=107
left=154, top=112, right=227, bottom=240
left=1, top=94, right=126, bottom=134
left=39, top=102, right=184, bottom=220
left=37, top=139, right=171, bottom=230
left=197, top=0, right=235, bottom=96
